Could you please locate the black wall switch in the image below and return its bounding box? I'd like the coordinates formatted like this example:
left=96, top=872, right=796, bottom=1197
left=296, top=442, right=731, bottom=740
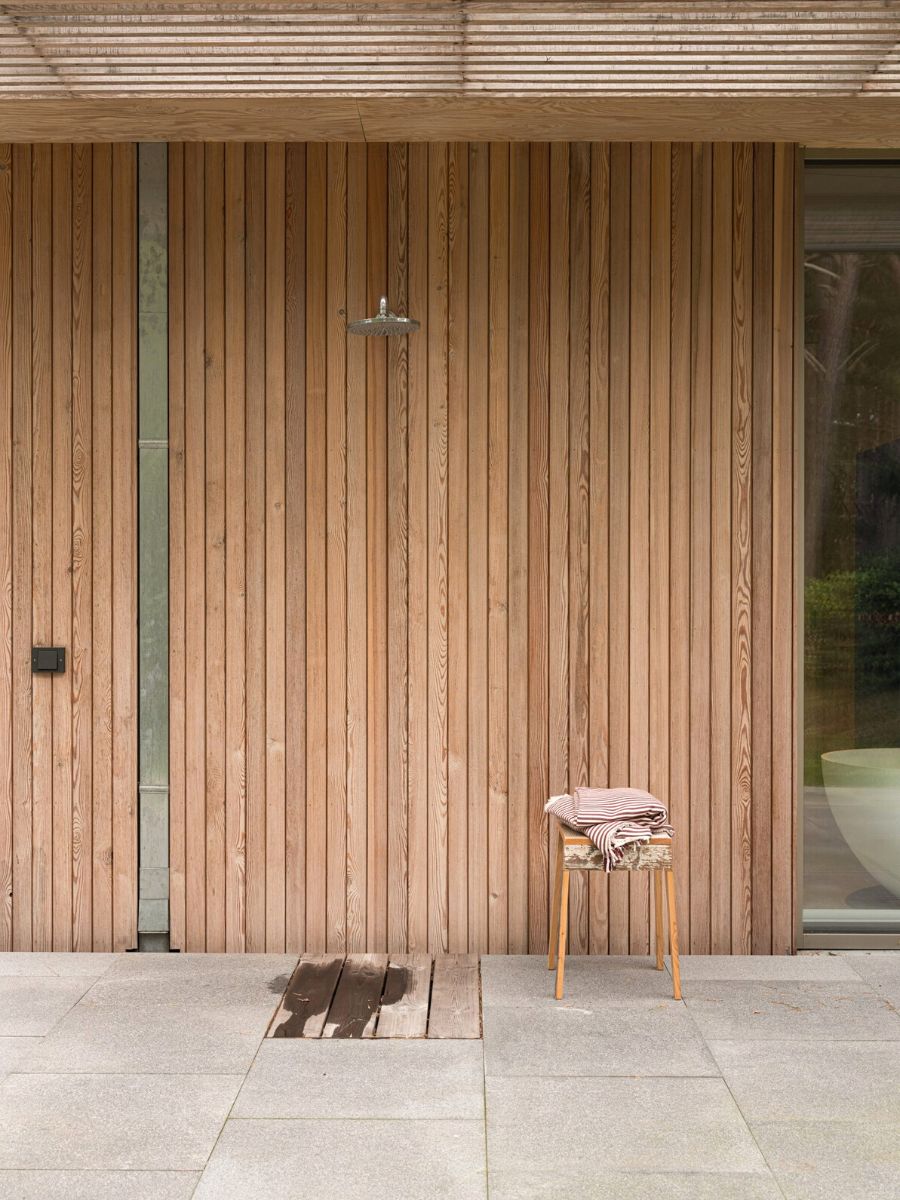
left=32, top=647, right=65, bottom=674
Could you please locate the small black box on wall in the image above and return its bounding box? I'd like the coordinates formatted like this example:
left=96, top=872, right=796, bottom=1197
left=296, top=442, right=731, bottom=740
left=32, top=647, right=65, bottom=674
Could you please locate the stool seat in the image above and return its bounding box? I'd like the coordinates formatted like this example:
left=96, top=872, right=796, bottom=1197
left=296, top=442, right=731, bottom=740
left=559, top=826, right=674, bottom=872
left=549, top=820, right=681, bottom=1002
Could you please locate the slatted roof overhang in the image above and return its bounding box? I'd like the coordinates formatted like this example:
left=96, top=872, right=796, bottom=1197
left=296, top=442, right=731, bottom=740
left=3, top=1, right=900, bottom=143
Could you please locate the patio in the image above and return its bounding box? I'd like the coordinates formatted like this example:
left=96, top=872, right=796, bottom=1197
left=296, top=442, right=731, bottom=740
left=1, top=952, right=899, bottom=1199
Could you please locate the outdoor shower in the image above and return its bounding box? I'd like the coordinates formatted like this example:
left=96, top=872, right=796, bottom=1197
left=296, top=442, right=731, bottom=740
left=347, top=296, right=420, bottom=336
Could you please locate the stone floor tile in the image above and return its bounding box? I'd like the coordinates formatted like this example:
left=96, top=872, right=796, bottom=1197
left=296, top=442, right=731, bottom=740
left=751, top=1119, right=900, bottom=1174
left=775, top=1165, right=900, bottom=1200
left=676, top=954, right=860, bottom=982
left=0, top=954, right=119, bottom=979
left=0, top=1037, right=40, bottom=1078
left=0, top=1171, right=201, bottom=1199
left=102, top=953, right=297, bottom=987
left=482, top=998, right=717, bottom=1077
left=708, top=1040, right=900, bottom=1123
left=0, top=1073, right=242, bottom=1170
left=193, top=1119, right=486, bottom=1200
left=0, top=977, right=98, bottom=1036
left=836, top=951, right=900, bottom=987
left=684, top=979, right=900, bottom=1041
left=27, top=955, right=294, bottom=1074
left=486, top=1076, right=767, bottom=1177
left=488, top=1170, right=785, bottom=1200
left=233, top=1038, right=484, bottom=1119
left=481, top=954, right=676, bottom=1007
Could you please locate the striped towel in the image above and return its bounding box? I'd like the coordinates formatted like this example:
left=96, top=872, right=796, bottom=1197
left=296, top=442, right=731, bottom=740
left=544, top=787, right=674, bottom=871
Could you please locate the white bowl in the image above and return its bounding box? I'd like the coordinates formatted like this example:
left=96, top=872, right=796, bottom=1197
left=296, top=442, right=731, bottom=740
left=822, top=748, right=900, bottom=900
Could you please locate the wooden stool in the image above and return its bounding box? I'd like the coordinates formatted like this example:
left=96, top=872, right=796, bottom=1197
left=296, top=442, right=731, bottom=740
left=548, top=823, right=681, bottom=1001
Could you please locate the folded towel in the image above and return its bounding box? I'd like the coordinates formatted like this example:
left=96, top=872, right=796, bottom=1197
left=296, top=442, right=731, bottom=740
left=544, top=787, right=674, bottom=871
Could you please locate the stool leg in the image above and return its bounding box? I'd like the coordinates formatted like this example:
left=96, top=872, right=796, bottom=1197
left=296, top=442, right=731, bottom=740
left=653, top=870, right=664, bottom=970
left=548, top=832, right=564, bottom=970
left=665, top=868, right=681, bottom=1000
left=554, top=869, right=570, bottom=1000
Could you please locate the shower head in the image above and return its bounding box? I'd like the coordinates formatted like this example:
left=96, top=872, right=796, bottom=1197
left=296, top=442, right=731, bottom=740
left=347, top=296, right=420, bottom=337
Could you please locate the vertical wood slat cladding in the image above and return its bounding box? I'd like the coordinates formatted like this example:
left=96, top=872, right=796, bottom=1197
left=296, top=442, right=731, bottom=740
left=0, top=144, right=137, bottom=952
left=168, top=141, right=798, bottom=957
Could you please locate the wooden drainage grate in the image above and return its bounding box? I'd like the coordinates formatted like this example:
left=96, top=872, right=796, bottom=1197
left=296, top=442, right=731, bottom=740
left=267, top=953, right=481, bottom=1040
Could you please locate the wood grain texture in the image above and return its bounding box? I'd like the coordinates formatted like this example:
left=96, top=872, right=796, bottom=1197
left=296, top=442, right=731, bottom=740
left=322, top=952, right=388, bottom=1039
left=375, top=953, right=431, bottom=1039
left=0, top=143, right=137, bottom=950
left=159, top=139, right=799, bottom=956
left=428, top=953, right=480, bottom=1039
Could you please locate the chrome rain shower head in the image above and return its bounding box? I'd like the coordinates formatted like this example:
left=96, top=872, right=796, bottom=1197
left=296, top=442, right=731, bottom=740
left=347, top=296, right=420, bottom=336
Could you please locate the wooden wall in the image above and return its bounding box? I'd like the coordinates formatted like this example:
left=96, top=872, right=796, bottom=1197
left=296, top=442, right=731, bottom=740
left=169, top=140, right=798, bottom=957
left=0, top=144, right=138, bottom=952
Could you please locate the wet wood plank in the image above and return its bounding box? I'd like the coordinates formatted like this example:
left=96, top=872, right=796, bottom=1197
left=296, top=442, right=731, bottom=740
left=428, top=954, right=480, bottom=1040
left=375, top=953, right=431, bottom=1039
left=323, top=953, right=388, bottom=1039
left=269, top=954, right=344, bottom=1040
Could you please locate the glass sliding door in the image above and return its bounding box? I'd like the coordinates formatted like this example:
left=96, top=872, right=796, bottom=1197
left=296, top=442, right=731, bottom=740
left=804, top=163, right=900, bottom=938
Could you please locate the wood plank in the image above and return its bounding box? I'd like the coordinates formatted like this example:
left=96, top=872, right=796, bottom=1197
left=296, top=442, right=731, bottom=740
left=345, top=141, right=367, bottom=953
left=466, top=141, right=488, bottom=955
left=11, top=95, right=900, bottom=148
left=30, top=142, right=52, bottom=952
left=588, top=141, right=610, bottom=957
left=771, top=141, right=795, bottom=954
left=526, top=141, right=549, bottom=955
left=244, top=141, right=267, bottom=952
left=405, top=141, right=428, bottom=954
left=303, top=141, right=327, bottom=953
left=284, top=141, right=306, bottom=954
left=269, top=954, right=344, bottom=1040
left=204, top=141, right=226, bottom=953
left=669, top=140, right=692, bottom=951
left=111, top=142, right=137, bottom=951
left=487, top=141, right=509, bottom=955
left=710, top=140, right=733, bottom=954
left=90, top=143, right=112, bottom=953
left=183, top=141, right=206, bottom=951
left=628, top=141, right=651, bottom=956
left=325, top=141, right=347, bottom=953
left=265, top=142, right=286, bottom=954
left=0, top=141, right=12, bottom=952
left=10, top=145, right=31, bottom=951
left=426, top=142, right=449, bottom=954
left=323, top=952, right=388, bottom=1039
left=731, top=141, right=754, bottom=956
left=224, top=141, right=247, bottom=953
left=71, top=143, right=93, bottom=953
left=428, top=953, right=480, bottom=1039
left=51, top=143, right=73, bottom=952
left=375, top=953, right=431, bottom=1039
left=572, top=142, right=595, bottom=959
left=365, top=143, right=388, bottom=953
left=750, top=141, right=773, bottom=956
left=548, top=140, right=572, bottom=952
left=568, top=142, right=591, bottom=958
left=447, top=139, right=468, bottom=955
left=167, top=141, right=186, bottom=953
left=607, top=142, right=630, bottom=955
left=386, top=141, right=408, bottom=954
left=689, top=141, right=713, bottom=955
left=648, top=140, right=671, bottom=960
left=506, top=142, right=529, bottom=955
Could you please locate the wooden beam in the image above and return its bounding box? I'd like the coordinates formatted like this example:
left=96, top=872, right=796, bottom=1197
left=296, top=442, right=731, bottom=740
left=2, top=96, right=900, bottom=144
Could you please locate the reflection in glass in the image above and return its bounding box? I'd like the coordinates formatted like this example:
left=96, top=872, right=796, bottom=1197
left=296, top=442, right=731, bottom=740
left=804, top=164, right=900, bottom=934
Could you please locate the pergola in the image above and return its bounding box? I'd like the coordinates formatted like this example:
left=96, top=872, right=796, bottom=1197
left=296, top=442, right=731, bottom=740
left=2, top=1, right=900, bottom=143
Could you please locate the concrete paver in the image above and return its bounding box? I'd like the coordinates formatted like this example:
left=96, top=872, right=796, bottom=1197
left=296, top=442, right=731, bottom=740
left=0, top=949, right=898, bottom=1198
